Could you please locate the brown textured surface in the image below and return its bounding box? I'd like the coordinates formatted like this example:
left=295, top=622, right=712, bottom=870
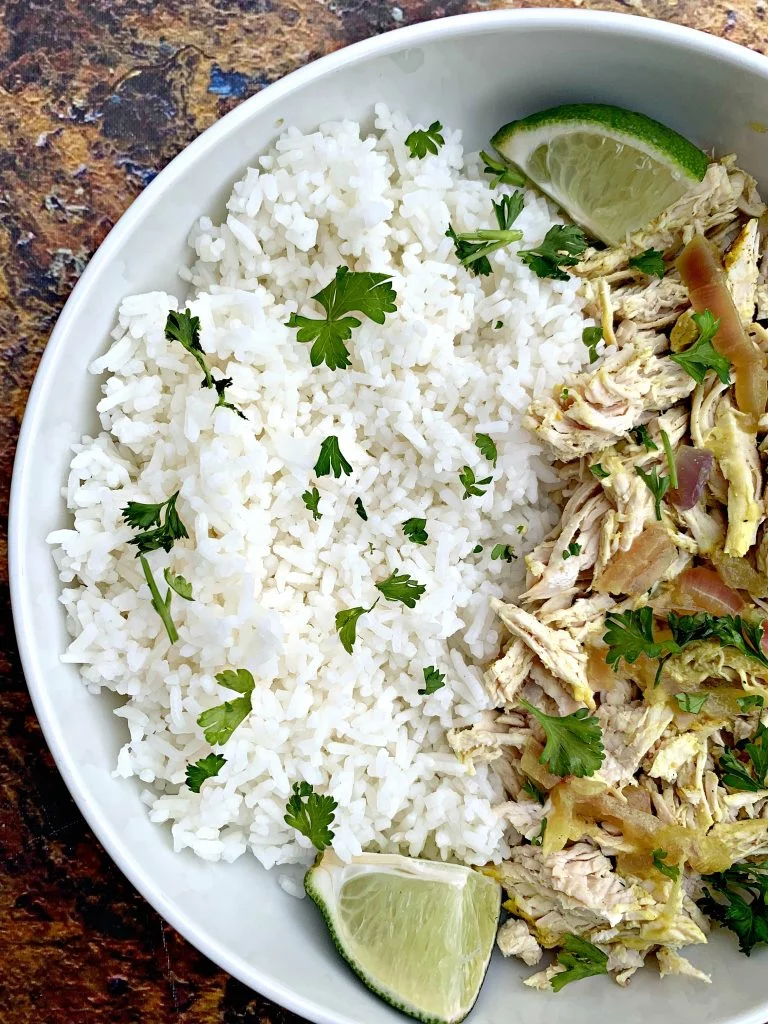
left=1, top=1, right=767, bottom=1021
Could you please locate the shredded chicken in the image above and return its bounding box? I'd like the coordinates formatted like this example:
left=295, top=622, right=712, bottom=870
left=497, top=918, right=543, bottom=966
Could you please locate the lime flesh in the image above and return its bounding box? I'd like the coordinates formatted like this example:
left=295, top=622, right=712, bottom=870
left=305, top=851, right=501, bottom=1024
left=492, top=103, right=709, bottom=246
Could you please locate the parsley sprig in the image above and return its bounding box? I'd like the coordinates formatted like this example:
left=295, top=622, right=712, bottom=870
left=674, top=692, right=709, bottom=714
left=376, top=570, right=426, bottom=608
left=287, top=266, right=397, bottom=370
left=719, top=722, right=768, bottom=792
left=459, top=466, right=493, bottom=499
left=122, top=492, right=192, bottom=643
left=405, top=121, right=445, bottom=158
left=652, top=848, right=680, bottom=880
left=165, top=310, right=245, bottom=418
left=582, top=326, right=602, bottom=364
left=670, top=309, right=731, bottom=385
left=475, top=433, right=498, bottom=467
left=551, top=935, right=608, bottom=992
left=519, top=698, right=604, bottom=778
left=284, top=782, right=337, bottom=851
left=635, top=464, right=669, bottom=521
left=518, top=224, right=588, bottom=281
left=302, top=486, right=322, bottom=521
left=447, top=192, right=524, bottom=277
left=491, top=543, right=516, bottom=563
left=186, top=753, right=226, bottom=793
left=419, top=666, right=446, bottom=695
left=629, top=248, right=666, bottom=279
left=315, top=435, right=353, bottom=478
left=197, top=668, right=256, bottom=745
left=479, top=150, right=525, bottom=189
left=335, top=600, right=379, bottom=654
left=402, top=518, right=428, bottom=545
left=700, top=859, right=768, bottom=955
left=630, top=424, right=658, bottom=451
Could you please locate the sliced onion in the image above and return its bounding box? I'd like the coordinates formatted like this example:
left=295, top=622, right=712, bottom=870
left=595, top=523, right=678, bottom=596
left=677, top=234, right=768, bottom=419
left=676, top=566, right=745, bottom=615
left=668, top=446, right=714, bottom=511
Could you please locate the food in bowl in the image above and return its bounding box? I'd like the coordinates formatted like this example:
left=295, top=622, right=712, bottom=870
left=47, top=99, right=768, bottom=1019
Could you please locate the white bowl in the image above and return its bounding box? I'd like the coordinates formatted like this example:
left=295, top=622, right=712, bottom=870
left=11, top=9, right=768, bottom=1024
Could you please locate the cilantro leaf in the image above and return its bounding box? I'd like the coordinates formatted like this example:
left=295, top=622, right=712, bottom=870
left=562, top=541, right=581, bottom=560
left=635, top=464, right=669, bottom=521
left=630, top=424, right=658, bottom=450
left=287, top=266, right=397, bottom=370
left=491, top=543, right=516, bottom=562
left=459, top=466, right=493, bottom=499
left=315, top=435, right=353, bottom=478
left=475, top=432, right=498, bottom=467
left=165, top=309, right=210, bottom=387
left=302, top=486, right=322, bottom=521
left=479, top=149, right=525, bottom=189
left=551, top=934, right=608, bottom=992
left=197, top=696, right=252, bottom=745
left=674, top=691, right=709, bottom=714
left=582, top=326, right=603, bottom=364
left=739, top=695, right=765, bottom=714
left=446, top=192, right=525, bottom=276
left=589, top=463, right=609, bottom=480
left=629, top=248, right=666, bottom=279
left=419, top=665, right=446, bottom=695
left=402, top=517, right=428, bottom=545
left=196, top=669, right=256, bottom=745
left=518, top=224, right=588, bottom=281
left=122, top=491, right=189, bottom=555
left=603, top=607, right=680, bottom=672
left=519, top=698, right=604, bottom=778
left=405, top=121, right=445, bottom=158
left=530, top=817, right=547, bottom=847
left=185, top=753, right=226, bottom=793
left=163, top=568, right=194, bottom=601
left=375, top=570, right=426, bottom=608
left=700, top=859, right=768, bottom=955
left=670, top=309, right=731, bottom=385
left=522, top=778, right=546, bottom=804
left=354, top=497, right=368, bottom=521
left=335, top=604, right=376, bottom=654
left=284, top=781, right=337, bottom=851
left=652, top=848, right=680, bottom=880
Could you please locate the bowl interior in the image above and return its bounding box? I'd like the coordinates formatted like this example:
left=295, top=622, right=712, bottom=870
left=12, top=11, right=768, bottom=1024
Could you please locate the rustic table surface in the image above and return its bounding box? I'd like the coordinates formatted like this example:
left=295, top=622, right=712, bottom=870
left=1, top=0, right=766, bottom=1021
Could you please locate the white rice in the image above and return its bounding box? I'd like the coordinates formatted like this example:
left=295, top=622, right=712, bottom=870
left=48, top=104, right=591, bottom=869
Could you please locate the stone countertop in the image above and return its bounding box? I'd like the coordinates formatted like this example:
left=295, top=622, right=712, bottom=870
left=1, top=1, right=766, bottom=1021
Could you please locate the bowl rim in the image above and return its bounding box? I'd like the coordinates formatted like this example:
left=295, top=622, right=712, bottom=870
left=10, top=9, right=768, bottom=1023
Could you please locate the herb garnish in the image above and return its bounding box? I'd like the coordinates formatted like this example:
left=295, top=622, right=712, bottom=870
left=652, top=848, right=680, bottom=880
left=630, top=424, right=658, bottom=451
left=635, top=464, right=669, bottom=521
left=186, top=753, right=226, bottom=793
left=475, top=433, right=498, bottom=467
left=302, top=486, right=322, bottom=521
left=670, top=309, right=731, bottom=385
left=354, top=497, right=368, bottom=521
left=122, top=492, right=191, bottom=643
left=494, top=320, right=503, bottom=330
left=551, top=935, right=608, bottom=992
left=447, top=192, right=525, bottom=277
left=589, top=464, right=609, bottom=480
left=674, top=692, right=709, bottom=714
left=739, top=695, right=765, bottom=714
left=405, top=121, right=445, bottom=159
left=479, top=150, right=525, bottom=189
left=660, top=428, right=678, bottom=489
left=419, top=666, right=446, bottom=695
left=165, top=310, right=245, bottom=418
left=519, top=698, right=604, bottom=778
left=287, top=266, right=397, bottom=370
left=719, top=722, right=768, bottom=792
left=518, top=225, right=588, bottom=281
left=375, top=570, right=426, bottom=608
left=582, top=326, right=603, bottom=364
left=629, top=248, right=666, bottom=279
left=531, top=817, right=547, bottom=847
left=491, top=544, right=516, bottom=562
left=562, top=541, right=581, bottom=560
left=197, top=669, right=256, bottom=745
left=522, top=778, right=546, bottom=805
left=700, top=859, right=768, bottom=955
left=315, top=435, right=353, bottom=478
left=402, top=518, right=428, bottom=545
left=335, top=601, right=378, bottom=654
left=459, top=466, right=493, bottom=499
left=284, top=781, right=337, bottom=851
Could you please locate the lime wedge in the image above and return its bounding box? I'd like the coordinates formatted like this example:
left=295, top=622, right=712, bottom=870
left=305, top=851, right=501, bottom=1024
left=491, top=103, right=709, bottom=246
